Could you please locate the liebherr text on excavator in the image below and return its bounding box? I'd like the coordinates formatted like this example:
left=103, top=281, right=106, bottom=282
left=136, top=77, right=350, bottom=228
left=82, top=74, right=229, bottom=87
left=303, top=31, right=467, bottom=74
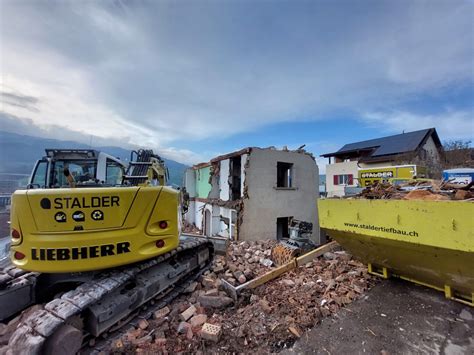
left=1, top=148, right=213, bottom=354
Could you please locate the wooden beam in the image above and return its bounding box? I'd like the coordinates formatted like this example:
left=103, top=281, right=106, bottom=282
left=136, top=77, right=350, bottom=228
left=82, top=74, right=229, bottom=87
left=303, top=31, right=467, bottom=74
left=296, top=241, right=339, bottom=266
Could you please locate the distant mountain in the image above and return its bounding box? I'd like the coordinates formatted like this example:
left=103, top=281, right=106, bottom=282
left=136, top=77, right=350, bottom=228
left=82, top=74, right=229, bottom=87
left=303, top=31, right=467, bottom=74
left=0, top=131, right=188, bottom=186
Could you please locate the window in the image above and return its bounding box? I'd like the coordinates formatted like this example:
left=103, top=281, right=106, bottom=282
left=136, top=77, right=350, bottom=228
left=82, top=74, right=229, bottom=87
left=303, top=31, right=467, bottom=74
left=106, top=159, right=124, bottom=185
left=277, top=162, right=293, bottom=188
left=51, top=160, right=97, bottom=186
left=30, top=161, right=48, bottom=188
left=333, top=174, right=353, bottom=185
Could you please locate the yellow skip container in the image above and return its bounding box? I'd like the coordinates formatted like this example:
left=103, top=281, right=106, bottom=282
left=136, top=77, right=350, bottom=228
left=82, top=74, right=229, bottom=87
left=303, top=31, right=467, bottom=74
left=318, top=199, right=474, bottom=306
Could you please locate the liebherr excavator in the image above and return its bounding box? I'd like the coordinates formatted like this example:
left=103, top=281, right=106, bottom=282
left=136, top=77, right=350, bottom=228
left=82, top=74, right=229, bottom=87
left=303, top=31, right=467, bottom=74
left=1, top=149, right=213, bottom=354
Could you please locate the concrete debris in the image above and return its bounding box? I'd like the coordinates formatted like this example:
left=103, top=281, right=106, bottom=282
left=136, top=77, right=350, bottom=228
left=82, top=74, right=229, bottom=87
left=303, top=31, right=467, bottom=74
left=189, top=314, right=207, bottom=328
left=323, top=252, right=336, bottom=260
left=177, top=321, right=191, bottom=334
left=197, top=295, right=233, bottom=309
left=353, top=180, right=473, bottom=200
left=179, top=305, right=197, bottom=321
left=131, top=335, right=152, bottom=346
left=110, top=240, right=377, bottom=354
left=281, top=279, right=295, bottom=287
left=260, top=258, right=273, bottom=267
left=182, top=220, right=201, bottom=234
left=153, top=306, right=170, bottom=320
left=137, top=319, right=149, bottom=330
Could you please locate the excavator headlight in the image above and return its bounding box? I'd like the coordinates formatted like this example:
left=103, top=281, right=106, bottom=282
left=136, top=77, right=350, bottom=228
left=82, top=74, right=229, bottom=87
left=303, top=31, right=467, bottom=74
left=11, top=228, right=21, bottom=240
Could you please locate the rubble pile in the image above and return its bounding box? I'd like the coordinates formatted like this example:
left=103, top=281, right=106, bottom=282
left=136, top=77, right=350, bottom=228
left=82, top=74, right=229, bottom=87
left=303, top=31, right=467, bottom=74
left=356, top=180, right=473, bottom=200
left=114, top=246, right=378, bottom=354
left=182, top=220, right=201, bottom=234
left=212, top=240, right=278, bottom=285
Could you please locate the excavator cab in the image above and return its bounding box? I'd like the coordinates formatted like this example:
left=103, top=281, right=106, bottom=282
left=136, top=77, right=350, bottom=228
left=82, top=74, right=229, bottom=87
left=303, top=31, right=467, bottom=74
left=28, top=149, right=127, bottom=189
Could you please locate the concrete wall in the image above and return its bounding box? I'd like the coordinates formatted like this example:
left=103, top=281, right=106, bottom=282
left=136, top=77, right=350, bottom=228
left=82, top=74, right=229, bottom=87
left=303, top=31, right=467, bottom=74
left=196, top=201, right=208, bottom=232
left=219, top=159, right=230, bottom=201
left=239, top=148, right=320, bottom=244
left=186, top=200, right=196, bottom=225
left=325, top=161, right=359, bottom=197
left=186, top=200, right=207, bottom=230
left=214, top=206, right=236, bottom=239
left=185, top=201, right=236, bottom=240
left=184, top=169, right=196, bottom=198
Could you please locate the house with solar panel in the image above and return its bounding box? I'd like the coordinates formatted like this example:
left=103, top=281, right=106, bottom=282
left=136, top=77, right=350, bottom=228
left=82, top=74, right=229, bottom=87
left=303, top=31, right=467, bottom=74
left=321, top=128, right=442, bottom=197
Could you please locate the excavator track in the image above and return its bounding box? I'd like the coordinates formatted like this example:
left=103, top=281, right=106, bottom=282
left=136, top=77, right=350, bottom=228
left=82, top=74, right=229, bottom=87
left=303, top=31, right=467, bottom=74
left=4, top=238, right=213, bottom=355
left=0, top=265, right=39, bottom=321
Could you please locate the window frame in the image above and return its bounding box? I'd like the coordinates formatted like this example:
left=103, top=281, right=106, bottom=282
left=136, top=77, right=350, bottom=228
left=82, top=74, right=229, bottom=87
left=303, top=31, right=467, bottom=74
left=277, top=162, right=294, bottom=188
left=333, top=174, right=353, bottom=186
left=105, top=158, right=124, bottom=186
left=30, top=160, right=48, bottom=188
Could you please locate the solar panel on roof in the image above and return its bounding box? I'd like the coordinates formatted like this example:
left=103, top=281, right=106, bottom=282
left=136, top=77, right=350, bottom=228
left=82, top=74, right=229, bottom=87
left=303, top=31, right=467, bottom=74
left=337, top=129, right=431, bottom=157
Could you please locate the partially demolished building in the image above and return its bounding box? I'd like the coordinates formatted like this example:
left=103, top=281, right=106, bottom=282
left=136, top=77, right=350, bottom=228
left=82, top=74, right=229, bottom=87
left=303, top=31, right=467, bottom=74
left=184, top=147, right=320, bottom=244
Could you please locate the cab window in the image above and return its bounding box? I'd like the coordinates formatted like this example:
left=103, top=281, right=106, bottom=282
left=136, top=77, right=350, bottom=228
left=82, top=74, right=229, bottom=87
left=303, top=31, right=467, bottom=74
left=106, top=159, right=123, bottom=185
left=31, top=161, right=48, bottom=188
left=51, top=160, right=97, bottom=186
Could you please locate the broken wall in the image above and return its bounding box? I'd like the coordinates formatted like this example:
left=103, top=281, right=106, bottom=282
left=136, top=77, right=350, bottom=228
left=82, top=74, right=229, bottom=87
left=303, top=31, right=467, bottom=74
left=239, top=148, right=320, bottom=243
left=184, top=169, right=196, bottom=197
left=219, top=159, right=230, bottom=201
left=196, top=166, right=212, bottom=198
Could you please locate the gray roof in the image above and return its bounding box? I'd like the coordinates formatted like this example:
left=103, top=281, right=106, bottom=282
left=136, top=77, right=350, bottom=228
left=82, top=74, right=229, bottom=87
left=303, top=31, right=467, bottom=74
left=322, top=128, right=441, bottom=158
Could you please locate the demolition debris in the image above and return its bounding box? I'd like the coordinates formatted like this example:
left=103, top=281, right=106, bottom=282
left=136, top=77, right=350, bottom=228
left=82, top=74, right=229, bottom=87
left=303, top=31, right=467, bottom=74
left=354, top=180, right=473, bottom=200
left=107, top=240, right=377, bottom=354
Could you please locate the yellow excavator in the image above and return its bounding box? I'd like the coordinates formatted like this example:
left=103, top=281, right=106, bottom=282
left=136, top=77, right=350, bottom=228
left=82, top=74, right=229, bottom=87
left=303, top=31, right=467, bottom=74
left=1, top=149, right=213, bottom=354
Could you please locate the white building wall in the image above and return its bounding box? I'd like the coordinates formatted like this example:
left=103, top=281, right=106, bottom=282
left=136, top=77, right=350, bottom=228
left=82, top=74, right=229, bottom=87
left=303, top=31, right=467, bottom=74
left=219, top=159, right=230, bottom=201
left=211, top=207, right=220, bottom=235
left=358, top=161, right=397, bottom=168
left=326, top=161, right=359, bottom=197
left=194, top=201, right=206, bottom=230
left=184, top=169, right=196, bottom=197
left=215, top=207, right=235, bottom=239
left=185, top=201, right=196, bottom=225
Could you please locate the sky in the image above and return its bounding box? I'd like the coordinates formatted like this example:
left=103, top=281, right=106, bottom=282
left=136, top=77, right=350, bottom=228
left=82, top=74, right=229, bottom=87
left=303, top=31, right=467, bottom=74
left=0, top=0, right=473, bottom=172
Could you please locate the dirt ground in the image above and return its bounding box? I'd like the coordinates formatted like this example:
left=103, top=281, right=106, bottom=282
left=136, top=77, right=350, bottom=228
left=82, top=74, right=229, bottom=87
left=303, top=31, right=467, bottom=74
left=284, top=278, right=474, bottom=355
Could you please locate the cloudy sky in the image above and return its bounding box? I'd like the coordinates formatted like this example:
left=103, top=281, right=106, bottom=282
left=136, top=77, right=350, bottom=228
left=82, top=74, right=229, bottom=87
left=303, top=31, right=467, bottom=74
left=0, top=0, right=473, bottom=170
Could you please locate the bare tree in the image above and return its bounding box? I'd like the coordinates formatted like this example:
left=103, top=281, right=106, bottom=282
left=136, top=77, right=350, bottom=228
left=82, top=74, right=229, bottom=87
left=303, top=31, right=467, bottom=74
left=442, top=140, right=473, bottom=169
